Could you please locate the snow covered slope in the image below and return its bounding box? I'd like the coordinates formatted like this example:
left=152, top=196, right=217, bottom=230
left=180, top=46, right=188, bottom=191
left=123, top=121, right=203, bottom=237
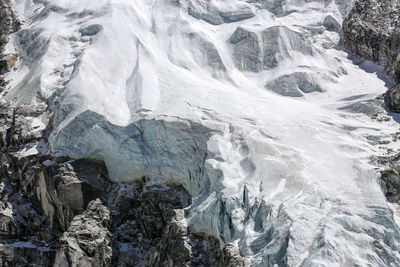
left=4, top=0, right=400, bottom=265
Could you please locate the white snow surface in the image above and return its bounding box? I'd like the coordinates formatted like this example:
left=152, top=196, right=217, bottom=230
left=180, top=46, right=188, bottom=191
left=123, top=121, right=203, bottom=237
left=4, top=0, right=400, bottom=265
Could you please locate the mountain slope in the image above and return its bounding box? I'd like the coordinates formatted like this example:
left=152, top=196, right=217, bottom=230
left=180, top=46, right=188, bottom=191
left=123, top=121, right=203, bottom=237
left=1, top=0, right=400, bottom=266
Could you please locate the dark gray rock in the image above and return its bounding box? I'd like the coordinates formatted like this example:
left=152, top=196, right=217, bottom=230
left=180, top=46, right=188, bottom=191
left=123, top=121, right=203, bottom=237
left=188, top=0, right=254, bottom=25
left=262, top=26, right=313, bottom=69
left=323, top=15, right=341, bottom=32
left=0, top=53, right=18, bottom=75
left=0, top=100, right=246, bottom=265
left=0, top=0, right=20, bottom=92
left=54, top=199, right=112, bottom=267
left=229, top=27, right=263, bottom=72
left=265, top=72, right=323, bottom=97
left=230, top=25, right=313, bottom=73
left=343, top=0, right=400, bottom=113
left=375, top=153, right=400, bottom=204
left=79, top=24, right=103, bottom=37
left=343, top=0, right=400, bottom=81
left=385, top=84, right=400, bottom=113
left=380, top=168, right=400, bottom=204
left=220, top=243, right=250, bottom=266
left=16, top=28, right=50, bottom=66
left=0, top=241, right=56, bottom=267
left=188, top=0, right=224, bottom=25
left=151, top=210, right=192, bottom=266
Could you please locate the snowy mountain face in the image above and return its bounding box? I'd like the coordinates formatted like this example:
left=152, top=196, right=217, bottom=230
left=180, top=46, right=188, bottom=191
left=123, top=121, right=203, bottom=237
left=2, top=0, right=400, bottom=265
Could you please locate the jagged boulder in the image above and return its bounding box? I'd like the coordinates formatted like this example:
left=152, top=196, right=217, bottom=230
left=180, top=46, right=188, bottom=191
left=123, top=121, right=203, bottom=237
left=323, top=15, right=341, bottom=32
left=220, top=243, right=250, bottom=266
left=54, top=199, right=112, bottom=267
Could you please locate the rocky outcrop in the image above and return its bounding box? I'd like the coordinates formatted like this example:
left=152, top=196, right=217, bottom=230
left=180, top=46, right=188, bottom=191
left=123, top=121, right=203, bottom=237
left=229, top=26, right=312, bottom=72
left=229, top=27, right=263, bottom=72
left=0, top=0, right=20, bottom=92
left=0, top=102, right=246, bottom=266
left=188, top=0, right=255, bottom=25
left=220, top=243, right=250, bottom=267
left=265, top=72, right=323, bottom=97
left=262, top=26, right=313, bottom=69
left=343, top=0, right=400, bottom=112
left=343, top=0, right=400, bottom=80
left=376, top=153, right=400, bottom=204
left=54, top=199, right=112, bottom=267
left=385, top=84, right=400, bottom=113
left=323, top=15, right=341, bottom=33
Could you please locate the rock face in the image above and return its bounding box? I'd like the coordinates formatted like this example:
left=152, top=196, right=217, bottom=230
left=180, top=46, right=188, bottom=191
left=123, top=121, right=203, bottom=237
left=0, top=0, right=20, bottom=91
left=344, top=0, right=400, bottom=200
left=230, top=26, right=312, bottom=73
left=262, top=26, right=313, bottom=69
left=187, top=0, right=255, bottom=25
left=229, top=27, right=263, bottom=72
left=343, top=0, right=400, bottom=112
left=265, top=72, right=323, bottom=97
left=385, top=84, right=400, bottom=113
left=343, top=0, right=400, bottom=80
left=0, top=98, right=248, bottom=265
left=54, top=199, right=112, bottom=267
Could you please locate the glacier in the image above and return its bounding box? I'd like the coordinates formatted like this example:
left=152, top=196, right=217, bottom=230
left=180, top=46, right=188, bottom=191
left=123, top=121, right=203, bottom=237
left=3, top=0, right=400, bottom=265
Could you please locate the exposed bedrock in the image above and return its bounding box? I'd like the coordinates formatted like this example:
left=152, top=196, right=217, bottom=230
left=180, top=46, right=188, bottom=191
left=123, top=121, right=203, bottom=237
left=0, top=101, right=248, bottom=266
left=229, top=27, right=263, bottom=72
left=375, top=153, right=400, bottom=204
left=54, top=199, right=112, bottom=267
left=343, top=0, right=400, bottom=80
left=265, top=72, right=323, bottom=97
left=384, top=84, right=400, bottom=113
left=229, top=26, right=312, bottom=73
left=262, top=26, right=313, bottom=69
left=343, top=0, right=400, bottom=112
left=0, top=0, right=20, bottom=92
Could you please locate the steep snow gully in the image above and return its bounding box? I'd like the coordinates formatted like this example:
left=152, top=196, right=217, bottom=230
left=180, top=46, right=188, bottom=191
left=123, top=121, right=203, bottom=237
left=3, top=0, right=400, bottom=265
